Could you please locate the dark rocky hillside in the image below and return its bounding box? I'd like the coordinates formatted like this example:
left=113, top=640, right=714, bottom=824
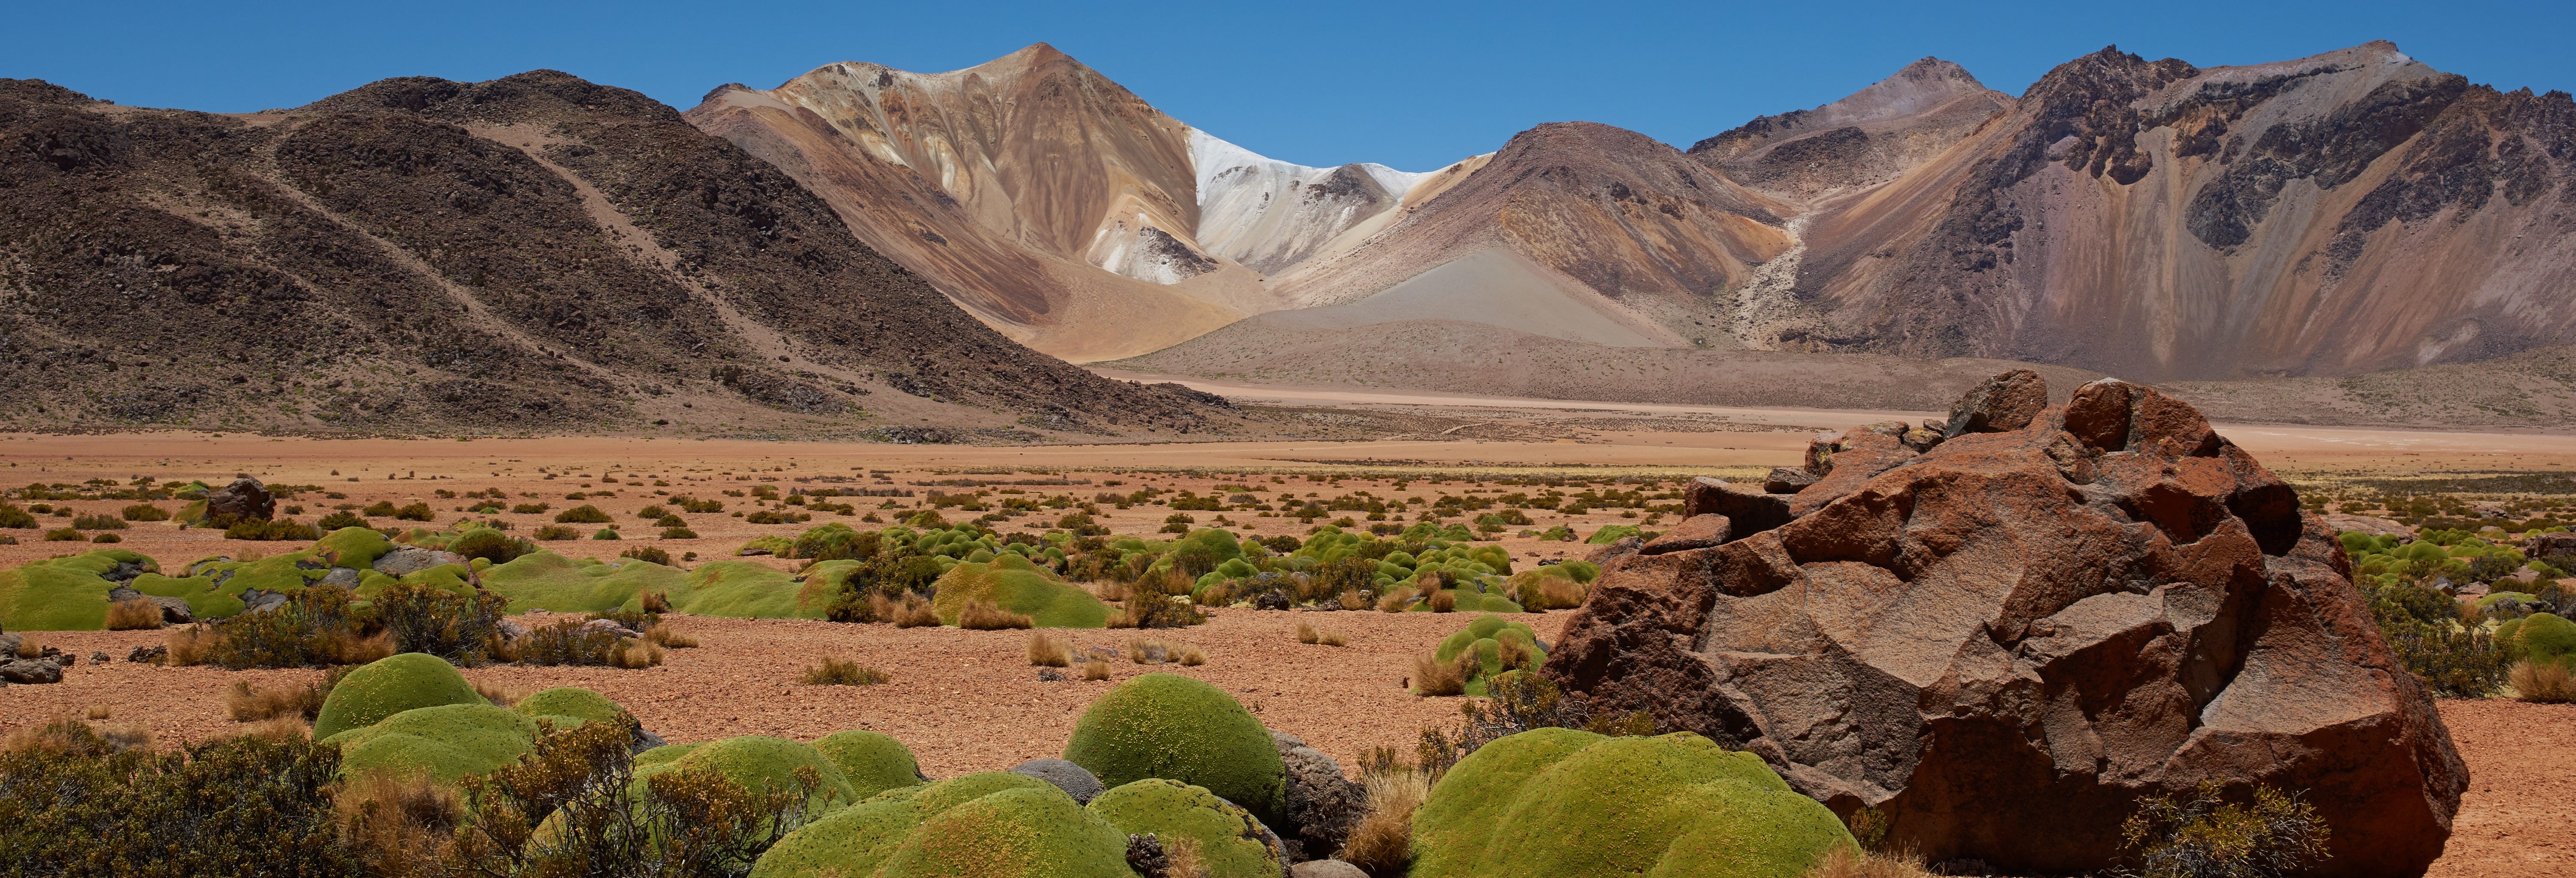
left=0, top=73, right=1227, bottom=437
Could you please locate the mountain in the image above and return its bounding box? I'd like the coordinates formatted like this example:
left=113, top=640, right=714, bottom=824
left=708, top=42, right=2576, bottom=394
left=1689, top=57, right=2014, bottom=201
left=0, top=72, right=1229, bottom=437
left=687, top=44, right=1476, bottom=362
left=1744, top=42, right=2576, bottom=380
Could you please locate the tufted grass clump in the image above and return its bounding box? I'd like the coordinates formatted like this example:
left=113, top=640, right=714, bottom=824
left=106, top=597, right=165, bottom=630
left=531, top=524, right=582, bottom=541
left=800, top=657, right=889, bottom=686
left=960, top=599, right=1035, bottom=630
left=2510, top=658, right=2576, bottom=703
left=1029, top=632, right=1073, bottom=667
left=1337, top=750, right=1433, bottom=875
left=1081, top=658, right=1112, bottom=681
left=226, top=677, right=333, bottom=722
left=1412, top=651, right=1473, bottom=697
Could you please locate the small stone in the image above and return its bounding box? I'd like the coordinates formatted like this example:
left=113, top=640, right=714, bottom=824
left=1012, top=757, right=1106, bottom=804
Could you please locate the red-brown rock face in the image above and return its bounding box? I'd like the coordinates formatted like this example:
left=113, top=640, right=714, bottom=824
left=1544, top=374, right=2466, bottom=875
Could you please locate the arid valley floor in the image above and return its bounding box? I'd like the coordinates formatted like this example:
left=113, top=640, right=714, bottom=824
left=3, top=400, right=2573, bottom=876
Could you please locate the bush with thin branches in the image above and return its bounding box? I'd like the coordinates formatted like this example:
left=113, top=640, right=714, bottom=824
left=2118, top=780, right=2329, bottom=878
left=106, top=597, right=165, bottom=631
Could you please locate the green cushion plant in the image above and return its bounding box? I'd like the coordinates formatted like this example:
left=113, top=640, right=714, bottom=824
left=1060, top=673, right=1286, bottom=830
left=312, top=653, right=488, bottom=740
left=1412, top=729, right=1855, bottom=878
left=1087, top=778, right=1284, bottom=878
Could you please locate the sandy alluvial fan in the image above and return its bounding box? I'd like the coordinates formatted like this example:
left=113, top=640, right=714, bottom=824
left=1546, top=371, right=2468, bottom=875
left=0, top=73, right=1225, bottom=436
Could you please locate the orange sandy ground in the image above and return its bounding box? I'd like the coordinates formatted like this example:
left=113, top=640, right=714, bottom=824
left=3, top=428, right=2573, bottom=875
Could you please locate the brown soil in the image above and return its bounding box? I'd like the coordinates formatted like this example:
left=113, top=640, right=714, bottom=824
left=2425, top=699, right=2576, bottom=877
left=2, top=609, right=1567, bottom=780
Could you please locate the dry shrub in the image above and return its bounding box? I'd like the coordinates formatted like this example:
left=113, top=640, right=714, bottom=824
left=13, top=634, right=42, bottom=659
left=240, top=716, right=313, bottom=742
left=1377, top=587, right=1416, bottom=613
left=336, top=631, right=398, bottom=665
left=1081, top=658, right=1112, bottom=681
left=232, top=545, right=269, bottom=563
left=1536, top=578, right=1588, bottom=611
left=3, top=718, right=104, bottom=755
left=1339, top=589, right=1367, bottom=611
left=643, top=624, right=698, bottom=649
left=1495, top=636, right=1533, bottom=672
left=640, top=590, right=673, bottom=614
left=2512, top=659, right=2576, bottom=703
left=1412, top=651, right=1468, bottom=696
left=1427, top=590, right=1458, bottom=613
left=884, top=594, right=940, bottom=629
left=1338, top=762, right=1431, bottom=875
left=1164, top=835, right=1206, bottom=878
left=1176, top=644, right=1206, bottom=667
left=474, top=682, right=527, bottom=708
left=228, top=679, right=330, bottom=722
left=95, top=722, right=154, bottom=753
left=165, top=626, right=215, bottom=665
left=106, top=597, right=165, bottom=630
left=1127, top=638, right=1172, bottom=664
left=1319, top=629, right=1348, bottom=647
left=1296, top=622, right=1321, bottom=644
left=609, top=638, right=664, bottom=669
left=1095, top=579, right=1132, bottom=602
left=1028, top=632, right=1072, bottom=668
left=800, top=656, right=888, bottom=686
left=336, top=770, right=462, bottom=878
left=83, top=705, right=111, bottom=720
left=960, top=600, right=1034, bottom=631
left=1801, top=847, right=1935, bottom=878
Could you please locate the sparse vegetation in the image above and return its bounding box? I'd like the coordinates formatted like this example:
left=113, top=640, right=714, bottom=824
left=2510, top=658, right=2576, bottom=702
left=1029, top=631, right=1073, bottom=667
left=105, top=597, right=164, bottom=630
left=2118, top=780, right=2330, bottom=878
left=799, top=656, right=889, bottom=685
left=553, top=504, right=614, bottom=524
left=960, top=599, right=1035, bottom=630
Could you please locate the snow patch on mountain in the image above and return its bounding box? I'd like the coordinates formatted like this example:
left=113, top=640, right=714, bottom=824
left=1187, top=129, right=1436, bottom=274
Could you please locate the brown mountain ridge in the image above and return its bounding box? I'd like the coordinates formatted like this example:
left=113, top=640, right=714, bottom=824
left=0, top=71, right=1230, bottom=437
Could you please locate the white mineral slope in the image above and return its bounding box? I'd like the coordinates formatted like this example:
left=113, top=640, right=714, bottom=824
left=1187, top=128, right=1448, bottom=274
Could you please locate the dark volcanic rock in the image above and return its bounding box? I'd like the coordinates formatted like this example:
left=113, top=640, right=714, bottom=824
left=1762, top=468, right=1819, bottom=494
left=1544, top=371, right=2465, bottom=876
left=206, top=477, right=275, bottom=523
left=1009, top=757, right=1106, bottom=804
left=1273, top=730, right=1365, bottom=859
left=1941, top=368, right=2047, bottom=438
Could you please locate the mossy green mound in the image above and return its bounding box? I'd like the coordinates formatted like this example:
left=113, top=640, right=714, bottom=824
left=928, top=554, right=1107, bottom=628
left=873, top=786, right=1133, bottom=878
left=1412, top=729, right=1854, bottom=878
left=325, top=703, right=541, bottom=784
left=1061, top=673, right=1285, bottom=829
left=635, top=735, right=857, bottom=814
left=749, top=772, right=1060, bottom=878
left=1088, top=779, right=1283, bottom=878
left=0, top=549, right=158, bottom=630
left=814, top=730, right=927, bottom=800
left=313, top=527, right=396, bottom=569
left=670, top=560, right=828, bottom=619
left=480, top=550, right=693, bottom=614
left=2506, top=612, right=2576, bottom=667
left=313, top=653, right=489, bottom=740
left=1586, top=525, right=1643, bottom=545
left=513, top=687, right=629, bottom=727
left=1428, top=615, right=1548, bottom=697
left=636, top=742, right=704, bottom=768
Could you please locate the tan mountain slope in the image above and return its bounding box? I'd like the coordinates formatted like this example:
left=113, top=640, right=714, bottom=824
left=687, top=44, right=1476, bottom=362
left=1749, top=41, right=2576, bottom=381
left=1690, top=57, right=2015, bottom=201
left=0, top=73, right=1231, bottom=437
left=1269, top=122, right=1796, bottom=339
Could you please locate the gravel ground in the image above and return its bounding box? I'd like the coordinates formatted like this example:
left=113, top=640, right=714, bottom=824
left=1, top=607, right=1569, bottom=779
left=2, top=622, right=2565, bottom=875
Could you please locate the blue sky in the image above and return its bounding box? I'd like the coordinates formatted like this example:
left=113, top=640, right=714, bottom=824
left=9, top=0, right=2570, bottom=171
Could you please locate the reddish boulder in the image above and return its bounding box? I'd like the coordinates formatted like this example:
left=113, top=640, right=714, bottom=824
left=1641, top=514, right=1732, bottom=556
left=1545, top=373, right=2465, bottom=876
left=1941, top=368, right=2049, bottom=438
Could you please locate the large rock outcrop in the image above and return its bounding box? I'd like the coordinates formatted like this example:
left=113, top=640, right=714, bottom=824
left=1544, top=372, right=2466, bottom=875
